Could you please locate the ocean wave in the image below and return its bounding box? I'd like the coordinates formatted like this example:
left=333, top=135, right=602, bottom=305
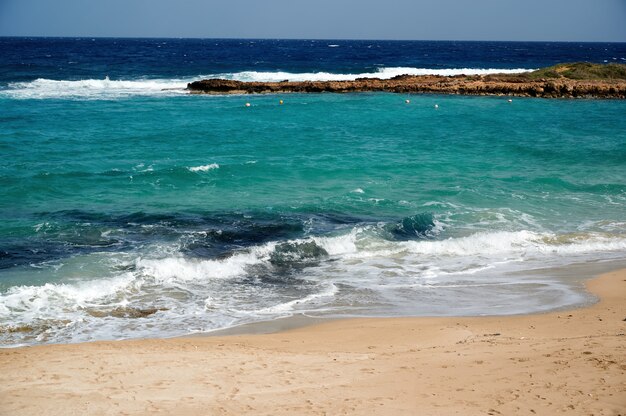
left=1, top=67, right=533, bottom=99
left=306, top=228, right=626, bottom=261
left=1, top=226, right=625, bottom=346
left=188, top=163, right=220, bottom=172
left=401, top=230, right=626, bottom=258
left=1, top=76, right=190, bottom=99
left=217, top=67, right=533, bottom=82
left=136, top=243, right=274, bottom=282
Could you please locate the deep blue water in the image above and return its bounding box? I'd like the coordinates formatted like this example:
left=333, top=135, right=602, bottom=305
left=1, top=38, right=625, bottom=84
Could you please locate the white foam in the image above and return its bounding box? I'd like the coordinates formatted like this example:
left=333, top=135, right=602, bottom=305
left=218, top=67, right=533, bottom=83
left=2, top=67, right=533, bottom=100
left=313, top=231, right=360, bottom=256
left=0, top=274, right=137, bottom=323
left=401, top=230, right=626, bottom=258
left=188, top=163, right=219, bottom=172
left=401, top=230, right=540, bottom=257
left=308, top=228, right=626, bottom=264
left=2, top=76, right=190, bottom=100
left=136, top=243, right=274, bottom=283
left=2, top=225, right=625, bottom=346
left=256, top=283, right=338, bottom=314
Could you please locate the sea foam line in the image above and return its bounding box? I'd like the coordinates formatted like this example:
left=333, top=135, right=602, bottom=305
left=1, top=227, right=625, bottom=346
left=217, top=67, right=533, bottom=82
left=2, top=67, right=533, bottom=99
left=2, top=76, right=190, bottom=99
left=188, top=163, right=220, bottom=172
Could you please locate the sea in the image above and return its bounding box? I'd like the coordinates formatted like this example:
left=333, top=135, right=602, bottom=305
left=1, top=38, right=625, bottom=346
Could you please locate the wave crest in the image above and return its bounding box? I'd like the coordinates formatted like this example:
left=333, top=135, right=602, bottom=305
left=188, top=164, right=220, bottom=172
left=218, top=67, right=532, bottom=82
left=2, top=76, right=189, bottom=99
left=2, top=67, right=533, bottom=99
left=1, top=226, right=625, bottom=346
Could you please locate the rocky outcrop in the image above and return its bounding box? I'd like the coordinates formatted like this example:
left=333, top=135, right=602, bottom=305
left=187, top=63, right=626, bottom=99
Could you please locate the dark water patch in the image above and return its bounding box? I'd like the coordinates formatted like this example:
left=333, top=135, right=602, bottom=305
left=384, top=213, right=436, bottom=241
left=0, top=237, right=124, bottom=270
left=0, top=244, right=61, bottom=270
left=4, top=209, right=442, bottom=269
left=310, top=211, right=377, bottom=225
left=43, top=210, right=304, bottom=234
left=0, top=114, right=30, bottom=123
left=20, top=210, right=310, bottom=264
left=180, top=237, right=233, bottom=260
left=38, top=211, right=220, bottom=239
left=178, top=214, right=307, bottom=259
left=1, top=242, right=53, bottom=269
left=270, top=241, right=328, bottom=267
left=211, top=219, right=303, bottom=244
left=291, top=210, right=385, bottom=235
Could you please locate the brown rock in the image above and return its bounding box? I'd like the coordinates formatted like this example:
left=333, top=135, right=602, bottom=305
left=187, top=69, right=626, bottom=99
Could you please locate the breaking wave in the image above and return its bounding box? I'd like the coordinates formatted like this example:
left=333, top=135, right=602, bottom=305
left=1, top=219, right=625, bottom=346
left=1, top=67, right=533, bottom=99
left=1, top=76, right=190, bottom=99
left=217, top=67, right=533, bottom=82
left=188, top=164, right=220, bottom=172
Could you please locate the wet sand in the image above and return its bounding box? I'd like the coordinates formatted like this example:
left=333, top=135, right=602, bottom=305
left=1, top=268, right=624, bottom=415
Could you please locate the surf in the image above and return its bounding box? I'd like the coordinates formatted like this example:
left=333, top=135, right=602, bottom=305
left=1, top=67, right=533, bottom=99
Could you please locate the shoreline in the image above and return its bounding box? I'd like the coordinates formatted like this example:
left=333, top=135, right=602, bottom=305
left=204, top=258, right=626, bottom=338
left=1, top=267, right=624, bottom=414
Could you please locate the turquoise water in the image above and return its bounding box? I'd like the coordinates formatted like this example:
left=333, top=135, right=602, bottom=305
left=4, top=94, right=625, bottom=217
left=1, top=92, right=626, bottom=345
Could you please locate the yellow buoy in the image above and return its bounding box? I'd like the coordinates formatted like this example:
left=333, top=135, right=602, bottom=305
left=279, top=100, right=284, bottom=105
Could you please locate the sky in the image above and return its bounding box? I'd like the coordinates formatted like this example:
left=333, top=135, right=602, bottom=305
left=0, top=0, right=625, bottom=42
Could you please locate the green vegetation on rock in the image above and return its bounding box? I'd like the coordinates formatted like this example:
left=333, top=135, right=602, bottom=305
left=525, top=62, right=626, bottom=80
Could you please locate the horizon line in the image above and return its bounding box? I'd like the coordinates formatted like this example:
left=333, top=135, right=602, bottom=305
left=1, top=35, right=625, bottom=44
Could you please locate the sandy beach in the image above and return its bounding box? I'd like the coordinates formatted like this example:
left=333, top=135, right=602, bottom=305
left=1, top=268, right=625, bottom=415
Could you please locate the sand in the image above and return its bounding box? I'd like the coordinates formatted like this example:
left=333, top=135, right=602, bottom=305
left=1, top=269, right=625, bottom=416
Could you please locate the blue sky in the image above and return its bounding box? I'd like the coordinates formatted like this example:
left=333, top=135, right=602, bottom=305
left=0, top=0, right=624, bottom=41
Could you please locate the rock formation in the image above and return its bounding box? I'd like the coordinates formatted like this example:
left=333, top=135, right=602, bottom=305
left=187, top=63, right=626, bottom=99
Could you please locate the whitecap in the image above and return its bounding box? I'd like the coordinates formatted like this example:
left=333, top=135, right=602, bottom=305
left=215, top=67, right=533, bottom=83
left=2, top=76, right=191, bottom=100
left=188, top=163, right=219, bottom=172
